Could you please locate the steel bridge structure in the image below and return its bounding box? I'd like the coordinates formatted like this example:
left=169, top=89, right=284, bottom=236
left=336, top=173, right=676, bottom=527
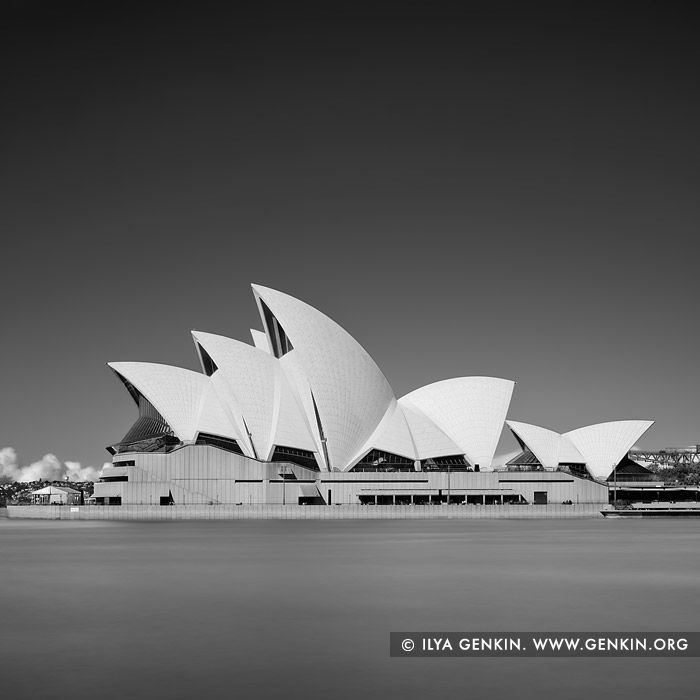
left=629, top=447, right=700, bottom=468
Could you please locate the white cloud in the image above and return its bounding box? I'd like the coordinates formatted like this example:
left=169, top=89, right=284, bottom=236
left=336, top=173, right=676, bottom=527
left=0, top=447, right=104, bottom=483
left=64, top=461, right=107, bottom=482
left=0, top=447, right=20, bottom=481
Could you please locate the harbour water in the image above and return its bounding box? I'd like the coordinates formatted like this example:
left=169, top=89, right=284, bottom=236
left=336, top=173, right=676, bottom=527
left=2, top=519, right=699, bottom=699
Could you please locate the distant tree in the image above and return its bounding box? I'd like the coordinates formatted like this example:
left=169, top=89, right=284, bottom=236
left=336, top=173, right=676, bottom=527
left=650, top=462, right=700, bottom=486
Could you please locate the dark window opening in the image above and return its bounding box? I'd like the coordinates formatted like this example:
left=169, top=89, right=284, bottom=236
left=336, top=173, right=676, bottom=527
left=533, top=491, right=548, bottom=505
left=270, top=446, right=320, bottom=471
left=421, top=455, right=471, bottom=472
left=197, top=343, right=218, bottom=376
left=196, top=433, right=244, bottom=455
left=100, top=476, right=128, bottom=482
left=558, top=463, right=592, bottom=480
left=299, top=495, right=325, bottom=506
left=260, top=299, right=293, bottom=358
left=95, top=497, right=121, bottom=506
left=113, top=460, right=135, bottom=467
left=353, top=449, right=415, bottom=472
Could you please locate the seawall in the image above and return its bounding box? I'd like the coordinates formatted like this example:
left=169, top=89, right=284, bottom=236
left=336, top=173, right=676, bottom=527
left=7, top=504, right=608, bottom=520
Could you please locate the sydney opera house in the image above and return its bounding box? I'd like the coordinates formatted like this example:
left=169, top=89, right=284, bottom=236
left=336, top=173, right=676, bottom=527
left=94, top=285, right=654, bottom=507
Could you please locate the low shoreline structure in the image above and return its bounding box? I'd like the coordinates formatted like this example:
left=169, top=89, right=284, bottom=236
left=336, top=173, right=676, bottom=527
left=6, top=503, right=608, bottom=520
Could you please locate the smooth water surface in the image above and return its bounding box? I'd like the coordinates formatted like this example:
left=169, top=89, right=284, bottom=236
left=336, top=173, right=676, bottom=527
left=2, top=519, right=699, bottom=699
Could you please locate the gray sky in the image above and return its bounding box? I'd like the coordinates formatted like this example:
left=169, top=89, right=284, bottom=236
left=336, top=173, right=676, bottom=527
left=2, top=2, right=698, bottom=470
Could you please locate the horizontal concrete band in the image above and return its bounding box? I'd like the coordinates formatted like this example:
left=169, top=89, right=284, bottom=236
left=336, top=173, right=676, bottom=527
left=7, top=504, right=607, bottom=520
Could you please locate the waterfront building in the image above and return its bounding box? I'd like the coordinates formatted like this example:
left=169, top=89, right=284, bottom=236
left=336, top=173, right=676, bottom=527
left=30, top=485, right=82, bottom=506
left=95, top=285, right=650, bottom=507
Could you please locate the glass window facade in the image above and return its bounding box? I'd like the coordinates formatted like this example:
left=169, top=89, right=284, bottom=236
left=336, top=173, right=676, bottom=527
left=270, top=445, right=320, bottom=471
left=352, top=449, right=416, bottom=472
left=110, top=392, right=179, bottom=455
left=197, top=343, right=219, bottom=376
left=195, top=433, right=244, bottom=455
left=420, top=455, right=471, bottom=472
left=260, top=299, right=293, bottom=358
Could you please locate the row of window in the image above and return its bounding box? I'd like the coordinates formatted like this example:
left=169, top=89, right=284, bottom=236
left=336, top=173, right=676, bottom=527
left=111, top=415, right=475, bottom=475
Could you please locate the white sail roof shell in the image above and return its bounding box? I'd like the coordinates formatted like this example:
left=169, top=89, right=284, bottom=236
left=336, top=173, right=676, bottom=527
left=250, top=329, right=271, bottom=353
left=192, top=331, right=316, bottom=459
left=348, top=400, right=418, bottom=465
left=193, top=331, right=275, bottom=458
left=198, top=380, right=247, bottom=443
left=558, top=435, right=587, bottom=464
left=253, top=284, right=396, bottom=471
left=564, top=420, right=654, bottom=480
left=506, top=420, right=563, bottom=468
left=506, top=420, right=587, bottom=468
left=400, top=404, right=464, bottom=460
left=507, top=419, right=654, bottom=479
left=271, top=365, right=318, bottom=454
left=277, top=350, right=327, bottom=462
left=399, top=377, right=515, bottom=469
left=107, top=361, right=239, bottom=444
